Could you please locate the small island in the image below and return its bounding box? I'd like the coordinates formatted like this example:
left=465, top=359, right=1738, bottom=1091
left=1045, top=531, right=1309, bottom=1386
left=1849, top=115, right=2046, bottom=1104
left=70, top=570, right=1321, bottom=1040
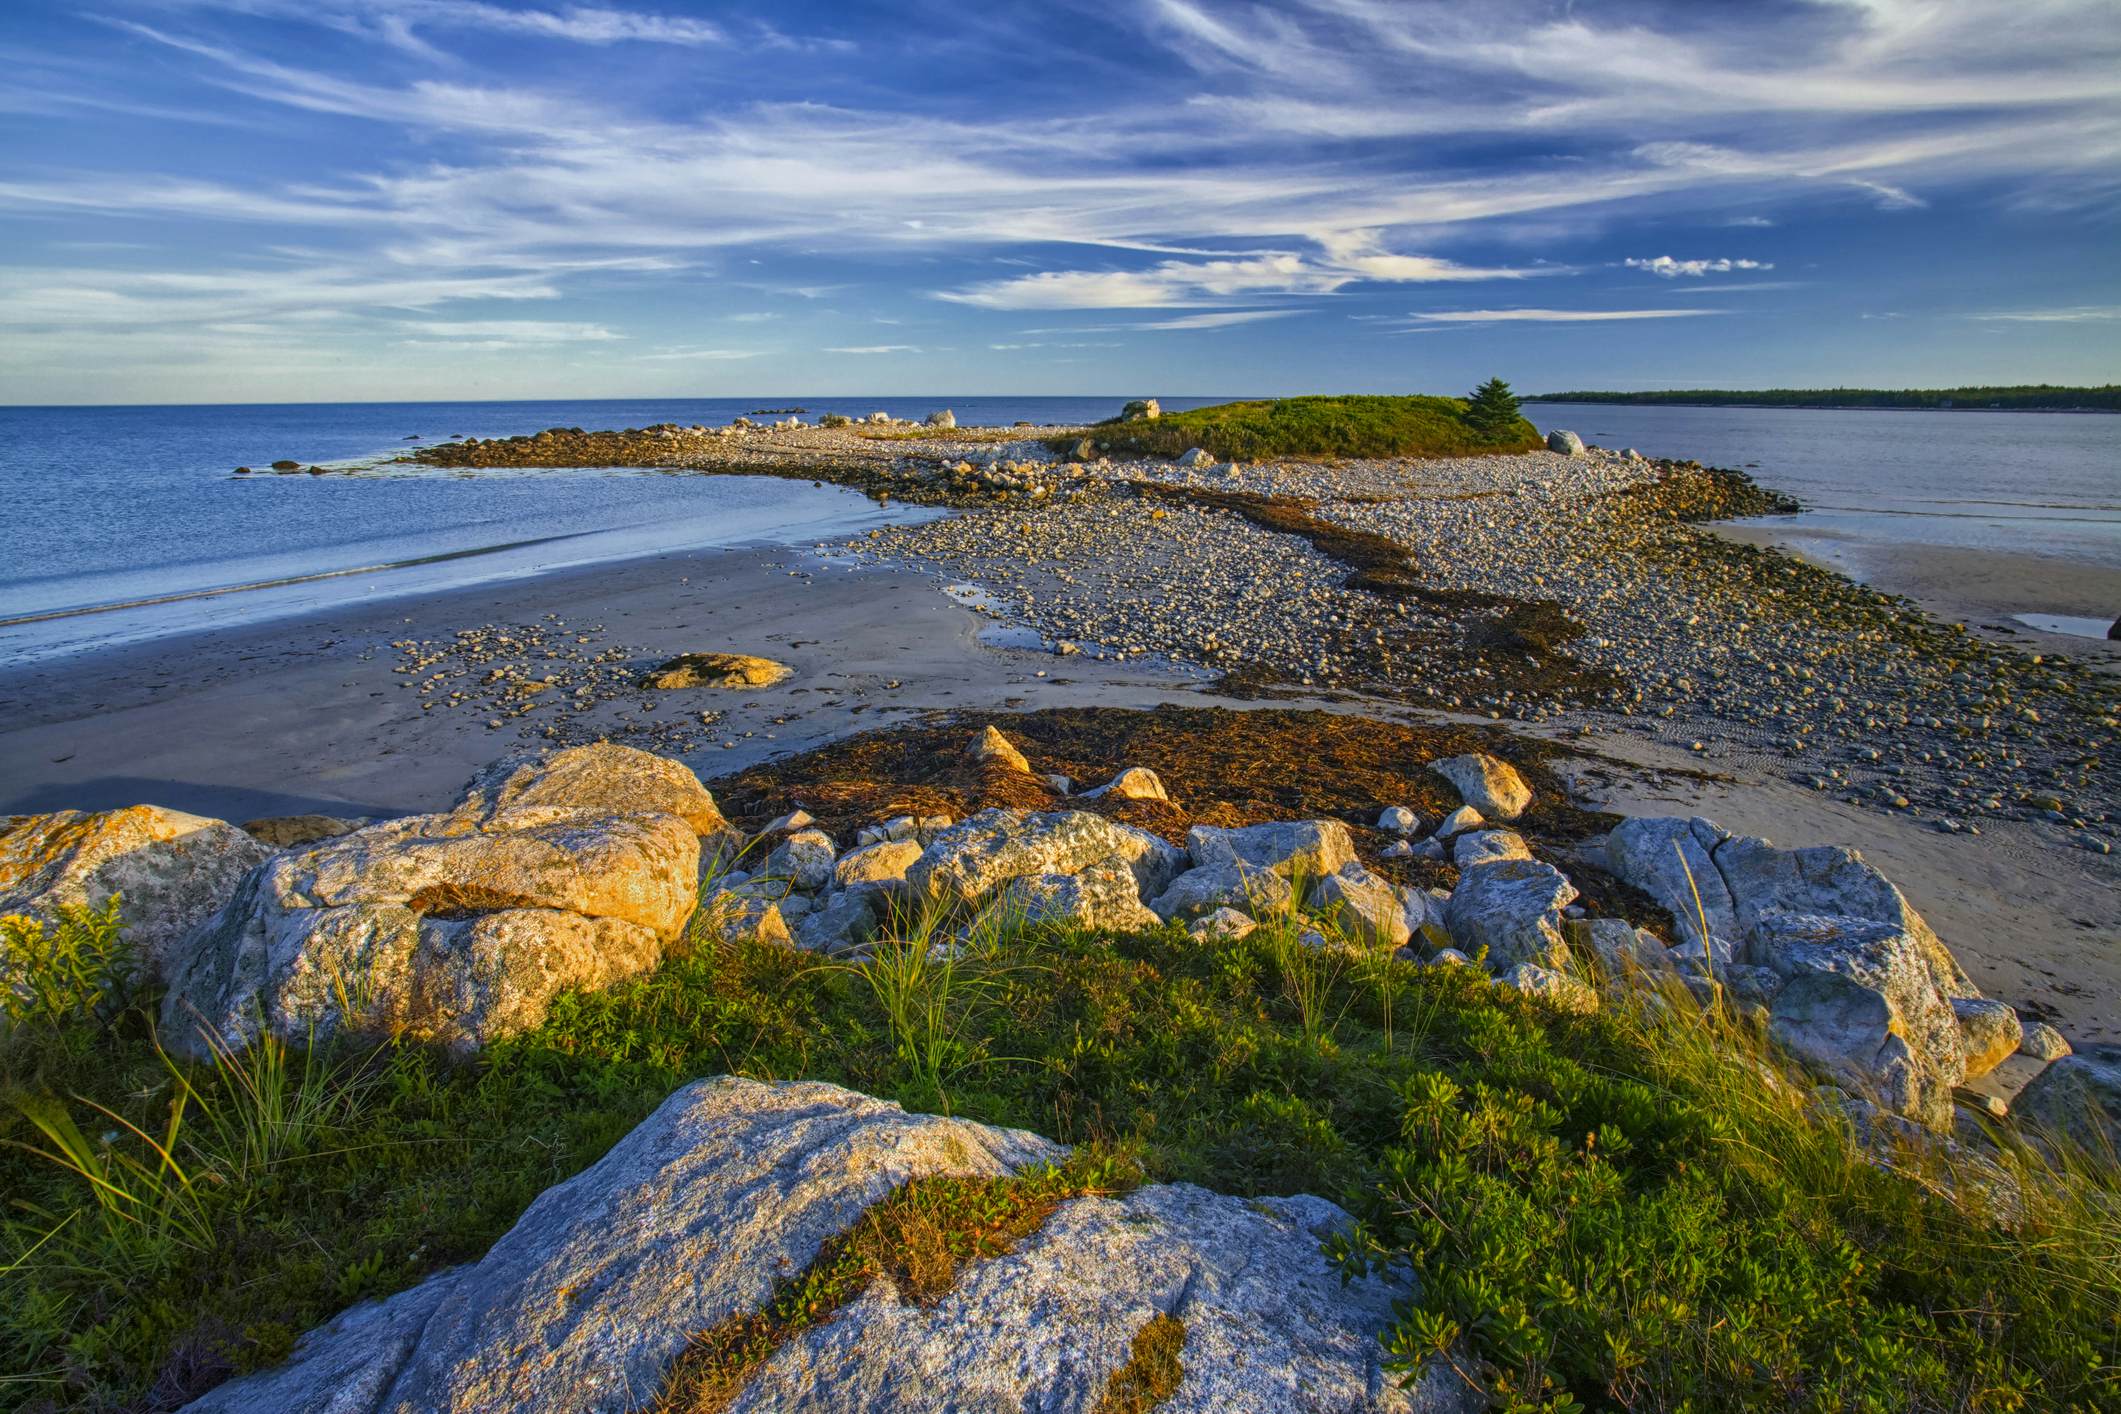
left=1532, top=384, right=2121, bottom=411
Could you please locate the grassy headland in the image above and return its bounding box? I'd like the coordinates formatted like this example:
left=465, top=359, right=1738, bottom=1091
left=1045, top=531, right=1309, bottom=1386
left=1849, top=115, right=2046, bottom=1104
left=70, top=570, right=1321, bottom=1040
left=3, top=709, right=2118, bottom=1411
left=1533, top=384, right=2121, bottom=411
left=1067, top=394, right=1545, bottom=461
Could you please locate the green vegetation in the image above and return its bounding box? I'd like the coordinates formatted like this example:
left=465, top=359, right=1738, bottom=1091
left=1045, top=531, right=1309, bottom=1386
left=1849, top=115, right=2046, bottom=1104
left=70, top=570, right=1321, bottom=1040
left=3, top=893, right=2118, bottom=1410
left=1069, top=394, right=1544, bottom=461
left=1093, top=1312, right=1186, bottom=1414
left=1534, top=384, right=2121, bottom=411
left=1463, top=377, right=1525, bottom=437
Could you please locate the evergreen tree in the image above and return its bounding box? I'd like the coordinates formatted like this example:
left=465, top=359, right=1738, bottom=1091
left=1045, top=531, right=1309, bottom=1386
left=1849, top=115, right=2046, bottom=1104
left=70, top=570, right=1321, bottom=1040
left=1463, top=376, right=1522, bottom=436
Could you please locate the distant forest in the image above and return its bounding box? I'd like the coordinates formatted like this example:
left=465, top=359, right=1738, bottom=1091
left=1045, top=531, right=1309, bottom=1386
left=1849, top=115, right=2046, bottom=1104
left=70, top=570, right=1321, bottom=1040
left=1530, top=385, right=2121, bottom=411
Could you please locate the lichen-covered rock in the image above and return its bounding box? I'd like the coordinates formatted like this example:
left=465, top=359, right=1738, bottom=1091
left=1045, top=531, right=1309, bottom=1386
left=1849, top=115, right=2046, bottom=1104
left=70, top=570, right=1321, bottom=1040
left=455, top=742, right=732, bottom=840
left=242, top=815, right=370, bottom=849
left=1546, top=428, right=1586, bottom=456
left=968, top=724, right=1032, bottom=773
left=2020, top=1022, right=2072, bottom=1062
left=1430, top=753, right=1532, bottom=821
left=1502, top=962, right=1599, bottom=1014
left=976, top=855, right=1162, bottom=934
left=181, top=1076, right=1462, bottom=1414
left=176, top=1078, right=1055, bottom=1414
left=765, top=829, right=838, bottom=893
left=1442, top=858, right=1577, bottom=971
left=1187, top=907, right=1257, bottom=942
left=1433, top=805, right=1484, bottom=839
left=832, top=839, right=922, bottom=901
left=1752, top=909, right=1965, bottom=1131
left=2012, top=1046, right=2121, bottom=1155
left=161, top=805, right=698, bottom=1057
left=638, top=652, right=792, bottom=690
left=1453, top=830, right=1531, bottom=869
left=1951, top=998, right=2023, bottom=1080
left=1082, top=766, right=1170, bottom=804
left=0, top=805, right=269, bottom=978
left=1149, top=861, right=1294, bottom=922
left=1604, top=816, right=1737, bottom=948
left=706, top=894, right=795, bottom=950
left=1185, top=820, right=1354, bottom=883
left=1309, top=863, right=1411, bottom=948
left=909, top=809, right=1182, bottom=911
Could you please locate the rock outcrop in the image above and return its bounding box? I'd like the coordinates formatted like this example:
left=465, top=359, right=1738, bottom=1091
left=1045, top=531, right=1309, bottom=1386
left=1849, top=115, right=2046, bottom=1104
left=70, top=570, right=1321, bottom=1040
left=1429, top=753, right=1532, bottom=821
left=638, top=652, right=792, bottom=691
left=908, top=809, right=1183, bottom=915
left=179, top=1077, right=1461, bottom=1414
left=1604, top=816, right=1982, bottom=1129
left=0, top=806, right=269, bottom=978
left=161, top=746, right=713, bottom=1057
left=1443, top=858, right=1577, bottom=971
left=2012, top=1047, right=2121, bottom=1156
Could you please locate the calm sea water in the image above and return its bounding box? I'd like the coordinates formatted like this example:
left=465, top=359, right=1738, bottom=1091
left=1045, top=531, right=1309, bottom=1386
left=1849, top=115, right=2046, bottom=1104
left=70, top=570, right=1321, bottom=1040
left=1525, top=402, right=2121, bottom=567
left=1, top=397, right=2113, bottom=661
left=0, top=396, right=1226, bottom=660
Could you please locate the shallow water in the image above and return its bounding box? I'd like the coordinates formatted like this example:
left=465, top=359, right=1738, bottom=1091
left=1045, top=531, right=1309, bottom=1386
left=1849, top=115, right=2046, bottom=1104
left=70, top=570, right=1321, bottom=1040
left=1525, top=402, right=2121, bottom=568
left=0, top=396, right=1223, bottom=659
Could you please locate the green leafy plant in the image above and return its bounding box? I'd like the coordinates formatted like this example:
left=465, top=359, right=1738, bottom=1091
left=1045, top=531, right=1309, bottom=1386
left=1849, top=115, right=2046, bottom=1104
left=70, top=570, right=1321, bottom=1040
left=0, top=898, right=136, bottom=1028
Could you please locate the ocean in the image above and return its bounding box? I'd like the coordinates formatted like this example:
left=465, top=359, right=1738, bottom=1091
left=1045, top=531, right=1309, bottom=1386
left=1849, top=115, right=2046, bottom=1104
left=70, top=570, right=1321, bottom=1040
left=2, top=397, right=2113, bottom=661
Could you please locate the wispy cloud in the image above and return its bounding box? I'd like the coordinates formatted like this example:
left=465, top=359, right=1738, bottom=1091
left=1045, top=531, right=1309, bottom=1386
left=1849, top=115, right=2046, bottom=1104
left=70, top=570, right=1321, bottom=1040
left=823, top=344, right=921, bottom=354
left=1624, top=256, right=1773, bottom=278
left=1136, top=309, right=1300, bottom=330
left=1405, top=308, right=1728, bottom=323
left=1966, top=306, right=2121, bottom=323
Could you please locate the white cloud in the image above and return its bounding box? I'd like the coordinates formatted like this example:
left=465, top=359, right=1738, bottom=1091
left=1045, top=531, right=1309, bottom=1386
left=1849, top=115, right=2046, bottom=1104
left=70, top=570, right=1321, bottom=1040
left=1966, top=306, right=2121, bottom=322
left=823, top=344, right=921, bottom=354
left=1137, top=309, right=1300, bottom=330
left=397, top=319, right=621, bottom=341
left=1405, top=308, right=1728, bottom=323
left=1624, top=256, right=1774, bottom=278
left=634, top=347, right=762, bottom=360
left=939, top=250, right=1543, bottom=310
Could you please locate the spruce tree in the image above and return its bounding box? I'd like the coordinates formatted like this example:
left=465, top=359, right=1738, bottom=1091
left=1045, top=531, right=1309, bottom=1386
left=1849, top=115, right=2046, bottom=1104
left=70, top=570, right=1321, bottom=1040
left=1464, top=376, right=1522, bottom=436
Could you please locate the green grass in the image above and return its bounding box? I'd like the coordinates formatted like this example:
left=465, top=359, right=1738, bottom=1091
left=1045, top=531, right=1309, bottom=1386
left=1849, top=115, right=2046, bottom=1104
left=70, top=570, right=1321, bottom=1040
left=2, top=901, right=2117, bottom=1410
left=1064, top=395, right=1543, bottom=462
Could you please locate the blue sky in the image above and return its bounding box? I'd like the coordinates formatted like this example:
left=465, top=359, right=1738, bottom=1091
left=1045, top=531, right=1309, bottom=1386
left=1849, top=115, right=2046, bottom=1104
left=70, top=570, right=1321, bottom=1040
left=2, top=0, right=2117, bottom=404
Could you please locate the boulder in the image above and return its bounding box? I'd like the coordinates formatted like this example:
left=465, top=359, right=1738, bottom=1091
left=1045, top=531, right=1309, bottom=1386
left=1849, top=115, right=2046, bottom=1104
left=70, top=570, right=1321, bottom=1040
left=1120, top=398, right=1161, bottom=421
left=1150, top=862, right=1295, bottom=922
left=161, top=802, right=698, bottom=1058
left=1175, top=447, right=1216, bottom=469
left=1951, top=998, right=2023, bottom=1080
left=1603, top=817, right=1736, bottom=948
left=926, top=408, right=957, bottom=428
left=1187, top=907, right=1257, bottom=942
left=969, top=724, right=1032, bottom=773
left=1082, top=766, right=1171, bottom=804
left=638, top=653, right=792, bottom=691
left=1308, top=863, right=1411, bottom=948
left=765, top=829, right=838, bottom=893
left=181, top=1077, right=1459, bottom=1414
left=1453, top=830, right=1531, bottom=869
left=1186, top=820, right=1355, bottom=883
left=1400, top=886, right=1451, bottom=947
left=2012, top=1046, right=2121, bottom=1155
left=1433, top=805, right=1484, bottom=839
left=1442, top=858, right=1577, bottom=972
left=832, top=839, right=923, bottom=902
left=1429, top=753, right=1532, bottom=821
left=977, top=856, right=1163, bottom=934
left=0, top=806, right=270, bottom=978
left=2020, top=1021, right=2072, bottom=1062
left=1751, top=909, right=1965, bottom=1131
left=1502, top=962, right=1599, bottom=1014
left=457, top=742, right=732, bottom=840
left=908, top=809, right=1182, bottom=913
left=1546, top=428, right=1586, bottom=456
left=1565, top=917, right=1673, bottom=982
left=705, top=894, right=795, bottom=950
left=794, top=890, right=878, bottom=955
left=1376, top=806, right=1419, bottom=836
left=242, top=815, right=369, bottom=849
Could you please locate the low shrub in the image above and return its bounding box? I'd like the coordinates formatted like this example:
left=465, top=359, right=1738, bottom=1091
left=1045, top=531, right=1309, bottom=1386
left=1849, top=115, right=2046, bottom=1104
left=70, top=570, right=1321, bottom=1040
left=1067, top=395, right=1542, bottom=462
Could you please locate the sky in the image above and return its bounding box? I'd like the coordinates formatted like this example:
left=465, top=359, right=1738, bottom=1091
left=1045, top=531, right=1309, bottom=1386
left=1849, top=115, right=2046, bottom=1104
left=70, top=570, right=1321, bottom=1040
left=1, top=0, right=2117, bottom=405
